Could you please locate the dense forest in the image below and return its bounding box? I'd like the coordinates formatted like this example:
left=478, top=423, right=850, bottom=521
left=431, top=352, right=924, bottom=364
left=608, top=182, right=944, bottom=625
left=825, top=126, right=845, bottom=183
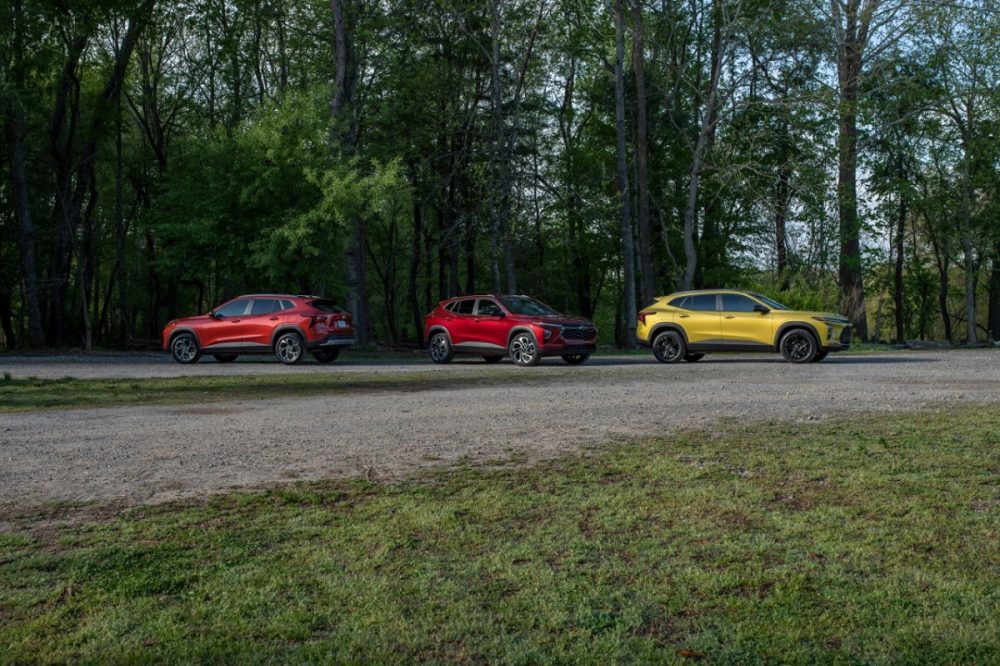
left=1, top=0, right=998, bottom=350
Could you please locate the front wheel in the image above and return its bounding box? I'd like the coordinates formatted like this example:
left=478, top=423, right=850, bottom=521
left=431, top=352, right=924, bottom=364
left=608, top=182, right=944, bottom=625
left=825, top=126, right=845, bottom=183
left=171, top=333, right=201, bottom=364
left=562, top=354, right=590, bottom=365
left=780, top=329, right=818, bottom=363
left=652, top=330, right=686, bottom=363
left=313, top=348, right=341, bottom=363
left=509, top=332, right=541, bottom=367
left=274, top=331, right=305, bottom=365
left=429, top=332, right=454, bottom=364
left=213, top=353, right=238, bottom=363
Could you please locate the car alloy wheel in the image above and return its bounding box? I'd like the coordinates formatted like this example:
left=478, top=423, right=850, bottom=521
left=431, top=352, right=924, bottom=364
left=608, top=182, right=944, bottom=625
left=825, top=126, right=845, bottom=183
left=171, top=333, right=201, bottom=364
left=275, top=332, right=305, bottom=364
left=509, top=332, right=540, bottom=366
left=429, top=333, right=453, bottom=363
left=562, top=354, right=589, bottom=365
left=313, top=348, right=341, bottom=363
left=780, top=329, right=817, bottom=363
left=652, top=330, right=685, bottom=363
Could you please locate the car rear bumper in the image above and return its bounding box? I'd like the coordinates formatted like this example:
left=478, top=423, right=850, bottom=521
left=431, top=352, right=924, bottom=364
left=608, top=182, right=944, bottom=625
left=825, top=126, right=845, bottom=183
left=308, top=334, right=355, bottom=349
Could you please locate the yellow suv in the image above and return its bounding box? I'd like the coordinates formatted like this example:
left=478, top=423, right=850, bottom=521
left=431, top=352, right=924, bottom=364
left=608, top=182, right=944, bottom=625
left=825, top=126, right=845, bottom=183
left=637, top=290, right=851, bottom=363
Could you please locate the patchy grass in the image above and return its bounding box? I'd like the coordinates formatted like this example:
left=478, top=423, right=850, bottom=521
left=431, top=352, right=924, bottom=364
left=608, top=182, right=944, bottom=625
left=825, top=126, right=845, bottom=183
left=0, top=370, right=554, bottom=413
left=2, top=407, right=1000, bottom=663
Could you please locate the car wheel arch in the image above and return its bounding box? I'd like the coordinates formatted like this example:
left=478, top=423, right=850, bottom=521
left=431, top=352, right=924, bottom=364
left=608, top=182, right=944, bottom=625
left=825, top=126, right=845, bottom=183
left=270, top=325, right=308, bottom=347
left=649, top=323, right=688, bottom=346
left=426, top=326, right=452, bottom=345
left=506, top=326, right=538, bottom=346
left=774, top=322, right=821, bottom=350
left=168, top=327, right=200, bottom=346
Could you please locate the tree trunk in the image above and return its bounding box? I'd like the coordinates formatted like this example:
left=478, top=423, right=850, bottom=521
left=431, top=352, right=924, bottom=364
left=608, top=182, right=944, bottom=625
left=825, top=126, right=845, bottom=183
left=893, top=192, right=906, bottom=343
left=774, top=164, right=790, bottom=290
left=989, top=249, right=1000, bottom=342
left=632, top=0, right=654, bottom=306
left=409, top=197, right=423, bottom=346
left=614, top=0, right=636, bottom=347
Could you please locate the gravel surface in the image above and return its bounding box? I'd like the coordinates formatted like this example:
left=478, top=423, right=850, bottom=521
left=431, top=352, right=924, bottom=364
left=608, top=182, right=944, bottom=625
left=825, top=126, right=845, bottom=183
left=1, top=350, right=998, bottom=513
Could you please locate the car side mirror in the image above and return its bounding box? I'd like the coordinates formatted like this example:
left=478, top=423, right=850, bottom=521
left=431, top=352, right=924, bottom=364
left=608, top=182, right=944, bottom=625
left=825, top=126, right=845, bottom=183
left=753, top=305, right=770, bottom=314
left=497, top=311, right=506, bottom=318
left=210, top=310, right=222, bottom=319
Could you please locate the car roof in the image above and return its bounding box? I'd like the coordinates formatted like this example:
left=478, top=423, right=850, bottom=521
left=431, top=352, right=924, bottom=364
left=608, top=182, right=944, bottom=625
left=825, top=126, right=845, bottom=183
left=660, top=289, right=754, bottom=299
left=233, top=294, right=331, bottom=300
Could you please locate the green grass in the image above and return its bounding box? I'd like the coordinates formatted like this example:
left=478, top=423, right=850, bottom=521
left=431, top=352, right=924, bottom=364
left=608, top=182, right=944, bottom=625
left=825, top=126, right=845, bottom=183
left=3, top=407, right=1000, bottom=663
left=0, top=370, right=554, bottom=413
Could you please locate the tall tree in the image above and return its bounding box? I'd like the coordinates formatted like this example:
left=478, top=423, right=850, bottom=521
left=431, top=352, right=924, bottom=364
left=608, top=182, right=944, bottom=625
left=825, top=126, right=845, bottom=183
left=614, top=0, right=637, bottom=345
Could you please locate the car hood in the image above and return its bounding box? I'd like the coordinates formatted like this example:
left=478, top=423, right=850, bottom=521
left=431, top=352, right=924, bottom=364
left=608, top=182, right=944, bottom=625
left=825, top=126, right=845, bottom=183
left=513, top=314, right=594, bottom=327
left=167, top=314, right=212, bottom=327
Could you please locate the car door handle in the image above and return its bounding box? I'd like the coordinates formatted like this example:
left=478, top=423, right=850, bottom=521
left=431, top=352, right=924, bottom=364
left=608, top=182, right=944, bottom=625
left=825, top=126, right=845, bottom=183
left=269, top=317, right=279, bottom=321
left=474, top=317, right=482, bottom=322
left=679, top=314, right=690, bottom=318
left=231, top=319, right=241, bottom=323
left=724, top=315, right=735, bottom=319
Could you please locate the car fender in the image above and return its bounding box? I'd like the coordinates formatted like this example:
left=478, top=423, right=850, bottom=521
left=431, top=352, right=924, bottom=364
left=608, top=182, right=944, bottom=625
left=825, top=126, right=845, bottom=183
left=774, top=321, right=821, bottom=350
left=648, top=322, right=689, bottom=346
left=425, top=325, right=453, bottom=344
left=167, top=326, right=200, bottom=347
left=507, top=326, right=539, bottom=346
left=270, top=324, right=308, bottom=347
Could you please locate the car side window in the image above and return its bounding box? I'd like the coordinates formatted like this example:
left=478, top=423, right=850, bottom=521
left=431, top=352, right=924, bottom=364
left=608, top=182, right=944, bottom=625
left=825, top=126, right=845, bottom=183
left=687, top=294, right=718, bottom=312
left=669, top=296, right=688, bottom=309
left=215, top=299, right=249, bottom=317
left=279, top=300, right=295, bottom=311
left=445, top=301, right=458, bottom=312
left=720, top=294, right=758, bottom=313
left=476, top=300, right=503, bottom=317
left=455, top=299, right=475, bottom=315
left=250, top=298, right=278, bottom=316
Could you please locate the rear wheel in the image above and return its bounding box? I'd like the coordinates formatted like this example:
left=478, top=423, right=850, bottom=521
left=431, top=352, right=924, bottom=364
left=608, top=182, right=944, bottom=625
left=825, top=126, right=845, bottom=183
left=482, top=355, right=503, bottom=363
left=562, top=354, right=590, bottom=365
left=274, top=331, right=305, bottom=365
left=684, top=353, right=705, bottom=363
left=313, top=348, right=341, bottom=363
left=811, top=351, right=828, bottom=363
left=170, top=333, right=201, bottom=364
left=509, top=332, right=541, bottom=367
left=780, top=329, right=817, bottom=363
left=213, top=353, right=238, bottom=363
left=429, top=332, right=454, bottom=364
left=652, top=330, right=686, bottom=364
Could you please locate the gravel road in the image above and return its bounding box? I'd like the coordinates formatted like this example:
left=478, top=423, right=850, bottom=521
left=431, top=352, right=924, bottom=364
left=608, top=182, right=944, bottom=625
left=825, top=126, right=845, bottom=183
left=2, top=350, right=998, bottom=513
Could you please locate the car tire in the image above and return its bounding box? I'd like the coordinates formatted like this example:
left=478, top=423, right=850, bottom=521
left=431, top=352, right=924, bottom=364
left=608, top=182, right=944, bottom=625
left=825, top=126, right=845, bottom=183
left=274, top=331, right=305, bottom=365
left=170, top=333, right=201, bottom=364
left=482, top=355, right=503, bottom=363
left=780, top=329, right=818, bottom=363
left=509, top=331, right=541, bottom=367
left=562, top=354, right=590, bottom=365
left=811, top=351, right=828, bottom=363
left=313, top=348, right=341, bottom=363
left=684, top=353, right=705, bottom=363
left=213, top=353, right=238, bottom=363
left=652, top=330, right=686, bottom=363
left=429, top=332, right=454, bottom=364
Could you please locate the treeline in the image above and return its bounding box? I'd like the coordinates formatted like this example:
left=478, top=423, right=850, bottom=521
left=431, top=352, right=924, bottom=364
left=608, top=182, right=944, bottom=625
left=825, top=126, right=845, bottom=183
left=1, top=0, right=998, bottom=350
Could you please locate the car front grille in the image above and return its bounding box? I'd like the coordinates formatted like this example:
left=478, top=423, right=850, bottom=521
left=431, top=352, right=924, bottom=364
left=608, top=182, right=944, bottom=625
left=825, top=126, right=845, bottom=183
left=562, top=326, right=597, bottom=341
left=840, top=326, right=852, bottom=345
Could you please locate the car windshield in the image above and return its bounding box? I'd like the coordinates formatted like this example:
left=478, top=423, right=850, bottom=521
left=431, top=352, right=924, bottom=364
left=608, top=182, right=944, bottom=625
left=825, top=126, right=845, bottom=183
left=751, top=293, right=791, bottom=311
left=500, top=296, right=560, bottom=316
left=309, top=299, right=344, bottom=313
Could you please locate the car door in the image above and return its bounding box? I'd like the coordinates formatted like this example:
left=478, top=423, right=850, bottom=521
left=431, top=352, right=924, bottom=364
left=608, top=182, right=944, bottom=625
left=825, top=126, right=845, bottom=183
left=448, top=298, right=477, bottom=345
left=200, top=298, right=250, bottom=348
left=719, top=293, right=773, bottom=348
left=471, top=298, right=509, bottom=351
left=243, top=298, right=282, bottom=348
left=675, top=293, right=721, bottom=345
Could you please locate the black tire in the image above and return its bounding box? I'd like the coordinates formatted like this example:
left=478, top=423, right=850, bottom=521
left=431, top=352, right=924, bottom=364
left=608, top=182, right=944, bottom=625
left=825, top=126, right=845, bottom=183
left=652, top=330, right=686, bottom=363
left=274, top=331, right=305, bottom=365
left=429, top=332, right=454, bottom=364
left=313, top=348, right=341, bottom=363
left=170, top=333, right=201, bottom=364
left=482, top=355, right=503, bottom=363
left=811, top=351, right=828, bottom=363
left=213, top=353, right=238, bottom=363
left=562, top=354, right=590, bottom=365
left=509, top=331, right=541, bottom=367
left=780, top=328, right=818, bottom=363
left=684, top=353, right=705, bottom=363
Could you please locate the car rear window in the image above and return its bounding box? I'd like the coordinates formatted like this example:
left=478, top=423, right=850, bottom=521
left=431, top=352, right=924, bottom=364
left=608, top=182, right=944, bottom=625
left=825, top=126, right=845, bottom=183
left=669, top=296, right=688, bottom=309
left=455, top=299, right=475, bottom=315
left=309, top=299, right=344, bottom=313
left=687, top=294, right=718, bottom=311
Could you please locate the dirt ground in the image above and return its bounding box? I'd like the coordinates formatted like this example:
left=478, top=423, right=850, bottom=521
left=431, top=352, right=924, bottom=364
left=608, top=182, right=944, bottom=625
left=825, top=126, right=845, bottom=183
left=2, top=350, right=998, bottom=513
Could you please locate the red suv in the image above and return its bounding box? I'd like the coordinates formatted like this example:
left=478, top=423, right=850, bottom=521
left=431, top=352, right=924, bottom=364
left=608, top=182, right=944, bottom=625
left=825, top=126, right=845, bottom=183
left=424, top=295, right=597, bottom=366
left=162, top=294, right=354, bottom=364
